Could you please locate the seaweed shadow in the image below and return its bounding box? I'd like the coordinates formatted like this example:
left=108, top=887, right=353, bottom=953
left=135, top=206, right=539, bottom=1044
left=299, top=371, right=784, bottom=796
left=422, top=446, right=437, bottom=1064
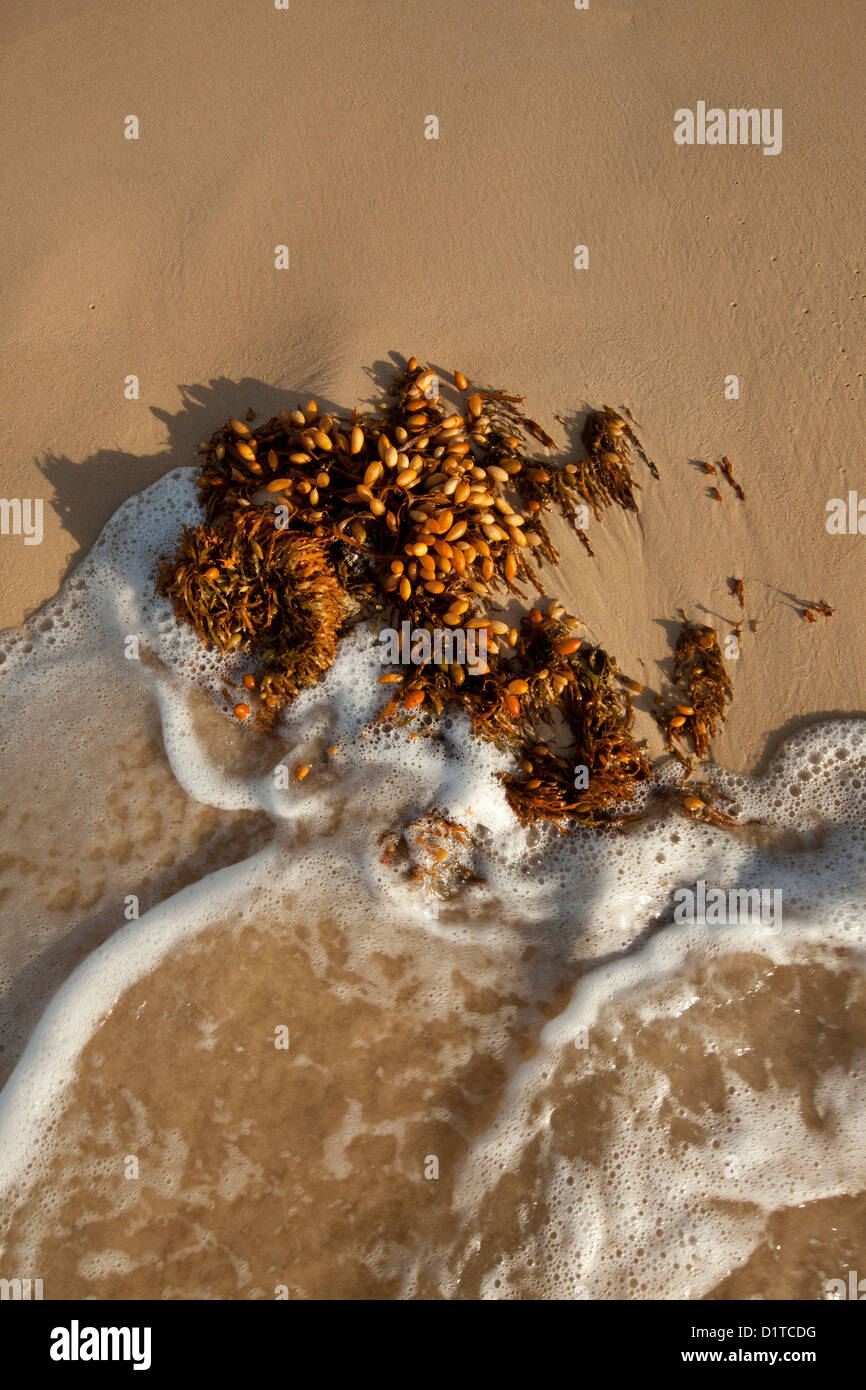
left=34, top=376, right=360, bottom=608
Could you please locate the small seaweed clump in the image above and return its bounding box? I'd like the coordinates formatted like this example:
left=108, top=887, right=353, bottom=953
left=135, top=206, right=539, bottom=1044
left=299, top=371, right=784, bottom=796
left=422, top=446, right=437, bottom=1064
left=380, top=812, right=487, bottom=894
left=501, top=619, right=650, bottom=825
left=657, top=618, right=732, bottom=759
left=561, top=407, right=655, bottom=519
left=160, top=510, right=348, bottom=712
left=158, top=358, right=658, bottom=827
left=803, top=600, right=835, bottom=624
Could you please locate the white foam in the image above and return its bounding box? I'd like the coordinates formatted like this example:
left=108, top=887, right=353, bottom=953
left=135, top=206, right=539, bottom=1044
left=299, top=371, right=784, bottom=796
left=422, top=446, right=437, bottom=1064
left=448, top=922, right=866, bottom=1299
left=2, top=467, right=866, bottom=1296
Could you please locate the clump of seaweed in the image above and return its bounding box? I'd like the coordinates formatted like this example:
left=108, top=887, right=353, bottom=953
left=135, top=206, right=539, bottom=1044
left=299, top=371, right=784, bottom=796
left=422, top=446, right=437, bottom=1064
left=158, top=510, right=349, bottom=713
left=729, top=577, right=744, bottom=608
left=803, top=599, right=835, bottom=623
left=565, top=407, right=656, bottom=522
left=680, top=792, right=751, bottom=828
left=657, top=617, right=732, bottom=759
left=155, top=358, right=676, bottom=828
left=379, top=812, right=485, bottom=894
left=493, top=609, right=651, bottom=825
left=718, top=455, right=745, bottom=500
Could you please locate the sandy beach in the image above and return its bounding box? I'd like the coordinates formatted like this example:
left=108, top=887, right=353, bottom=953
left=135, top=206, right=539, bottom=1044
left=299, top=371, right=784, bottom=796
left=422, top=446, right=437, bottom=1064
left=1, top=0, right=863, bottom=771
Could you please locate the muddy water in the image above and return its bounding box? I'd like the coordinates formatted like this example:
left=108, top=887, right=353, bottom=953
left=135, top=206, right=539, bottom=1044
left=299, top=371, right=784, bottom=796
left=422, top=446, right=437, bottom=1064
left=3, top=905, right=864, bottom=1300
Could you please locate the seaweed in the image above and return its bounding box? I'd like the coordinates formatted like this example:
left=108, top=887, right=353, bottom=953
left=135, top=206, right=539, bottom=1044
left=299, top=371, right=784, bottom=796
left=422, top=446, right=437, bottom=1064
left=657, top=617, right=732, bottom=759
left=718, top=455, right=745, bottom=500
left=803, top=600, right=835, bottom=623
left=157, top=359, right=708, bottom=828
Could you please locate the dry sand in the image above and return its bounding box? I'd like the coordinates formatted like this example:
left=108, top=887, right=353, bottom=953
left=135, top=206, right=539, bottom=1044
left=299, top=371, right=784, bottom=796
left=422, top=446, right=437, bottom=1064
left=1, top=0, right=863, bottom=775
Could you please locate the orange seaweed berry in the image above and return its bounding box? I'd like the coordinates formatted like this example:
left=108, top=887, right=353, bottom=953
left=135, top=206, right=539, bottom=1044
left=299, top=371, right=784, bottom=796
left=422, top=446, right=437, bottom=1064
left=204, top=566, right=220, bottom=580
left=554, top=638, right=581, bottom=655
left=505, top=694, right=521, bottom=717
left=242, top=674, right=256, bottom=690
left=234, top=703, right=251, bottom=720
left=403, top=689, right=426, bottom=709
left=294, top=763, right=311, bottom=780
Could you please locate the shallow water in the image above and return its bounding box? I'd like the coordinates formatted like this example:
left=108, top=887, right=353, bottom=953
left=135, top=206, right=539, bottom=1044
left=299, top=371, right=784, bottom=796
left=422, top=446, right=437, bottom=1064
left=1, top=470, right=864, bottom=1299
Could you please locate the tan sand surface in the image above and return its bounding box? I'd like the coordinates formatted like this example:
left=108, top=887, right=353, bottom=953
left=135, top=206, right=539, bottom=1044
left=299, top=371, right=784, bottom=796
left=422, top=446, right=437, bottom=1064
left=1, top=0, right=863, bottom=769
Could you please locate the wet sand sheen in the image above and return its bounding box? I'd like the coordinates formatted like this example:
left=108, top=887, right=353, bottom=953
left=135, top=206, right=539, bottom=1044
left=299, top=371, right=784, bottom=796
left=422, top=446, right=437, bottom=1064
left=2, top=905, right=864, bottom=1300
left=0, top=655, right=273, bottom=1093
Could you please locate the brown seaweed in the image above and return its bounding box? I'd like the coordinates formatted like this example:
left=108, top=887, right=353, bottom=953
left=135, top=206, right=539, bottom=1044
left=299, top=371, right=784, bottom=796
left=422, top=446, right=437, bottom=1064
left=657, top=618, right=732, bottom=759
left=157, top=360, right=702, bottom=828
